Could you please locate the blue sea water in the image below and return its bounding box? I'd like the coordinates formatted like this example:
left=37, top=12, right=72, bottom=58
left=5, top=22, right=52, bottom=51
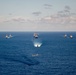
left=0, top=32, right=76, bottom=75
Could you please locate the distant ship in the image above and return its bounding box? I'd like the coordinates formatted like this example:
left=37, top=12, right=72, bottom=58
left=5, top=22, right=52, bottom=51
left=33, top=33, right=42, bottom=47
left=64, top=34, right=67, bottom=38
left=70, top=35, right=73, bottom=39
left=5, top=35, right=10, bottom=39
left=5, top=34, right=13, bottom=39
left=33, top=33, right=38, bottom=38
left=32, top=54, right=39, bottom=57
left=9, top=34, right=13, bottom=38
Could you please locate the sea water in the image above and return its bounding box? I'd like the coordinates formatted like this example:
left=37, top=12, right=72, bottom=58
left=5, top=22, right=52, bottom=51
left=0, top=32, right=76, bottom=75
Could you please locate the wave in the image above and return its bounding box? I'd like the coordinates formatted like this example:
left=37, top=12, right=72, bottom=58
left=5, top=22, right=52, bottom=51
left=1, top=55, right=39, bottom=66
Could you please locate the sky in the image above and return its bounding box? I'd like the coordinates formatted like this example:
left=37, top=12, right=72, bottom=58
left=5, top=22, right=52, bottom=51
left=0, top=0, right=76, bottom=32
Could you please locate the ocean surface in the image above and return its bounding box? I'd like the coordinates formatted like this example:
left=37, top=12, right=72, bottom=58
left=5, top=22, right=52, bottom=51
left=0, top=32, right=76, bottom=75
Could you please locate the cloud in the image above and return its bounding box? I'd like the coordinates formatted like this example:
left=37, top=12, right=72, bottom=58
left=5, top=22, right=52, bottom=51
left=0, top=5, right=76, bottom=25
left=58, top=11, right=70, bottom=17
left=64, top=5, right=71, bottom=13
left=0, top=16, right=7, bottom=23
left=32, top=12, right=41, bottom=16
left=65, top=6, right=71, bottom=10
left=0, top=13, right=76, bottom=25
left=9, top=13, right=12, bottom=15
left=39, top=11, right=76, bottom=24
left=57, top=6, right=71, bottom=17
left=12, top=17, right=26, bottom=22
left=0, top=16, right=28, bottom=23
left=44, top=4, right=52, bottom=9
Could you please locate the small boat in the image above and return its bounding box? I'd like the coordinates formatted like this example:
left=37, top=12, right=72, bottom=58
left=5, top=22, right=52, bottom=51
left=5, top=34, right=13, bottom=39
left=64, top=34, right=67, bottom=38
left=9, top=34, right=13, bottom=38
left=5, top=35, right=10, bottom=39
left=70, top=35, right=73, bottom=38
left=32, top=54, right=39, bottom=57
left=33, top=33, right=38, bottom=38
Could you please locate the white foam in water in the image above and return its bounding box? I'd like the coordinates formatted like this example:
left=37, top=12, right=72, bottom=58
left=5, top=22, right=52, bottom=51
left=34, top=42, right=42, bottom=47
left=33, top=37, right=42, bottom=47
left=32, top=53, right=39, bottom=57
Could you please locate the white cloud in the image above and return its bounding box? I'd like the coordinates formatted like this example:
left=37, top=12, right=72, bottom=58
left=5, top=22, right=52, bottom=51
left=37, top=6, right=76, bottom=25
left=0, top=5, right=76, bottom=27
left=39, top=14, right=76, bottom=24
left=0, top=16, right=28, bottom=23
left=12, top=17, right=26, bottom=22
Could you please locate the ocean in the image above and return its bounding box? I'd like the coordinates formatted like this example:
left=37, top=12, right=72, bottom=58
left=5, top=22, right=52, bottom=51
left=0, top=32, right=76, bottom=75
